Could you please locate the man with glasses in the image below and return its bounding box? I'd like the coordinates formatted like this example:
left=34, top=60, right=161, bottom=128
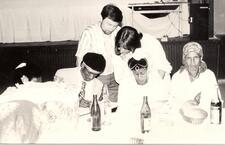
left=54, top=52, right=106, bottom=108
left=115, top=55, right=171, bottom=134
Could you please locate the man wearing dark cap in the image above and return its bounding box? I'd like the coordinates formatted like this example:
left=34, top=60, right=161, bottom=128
left=54, top=52, right=106, bottom=108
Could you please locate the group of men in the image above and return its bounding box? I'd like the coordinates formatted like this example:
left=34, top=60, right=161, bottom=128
left=55, top=4, right=172, bottom=103
left=0, top=3, right=222, bottom=143
left=54, top=3, right=221, bottom=117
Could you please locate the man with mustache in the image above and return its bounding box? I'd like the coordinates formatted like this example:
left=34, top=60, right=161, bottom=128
left=171, top=42, right=222, bottom=116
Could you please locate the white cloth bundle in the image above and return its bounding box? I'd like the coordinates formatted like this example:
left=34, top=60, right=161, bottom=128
left=0, top=81, right=79, bottom=143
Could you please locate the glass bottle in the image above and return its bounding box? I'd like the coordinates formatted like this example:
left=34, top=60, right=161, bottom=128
left=140, top=96, right=151, bottom=133
left=102, top=84, right=112, bottom=125
left=210, top=86, right=222, bottom=124
left=91, top=94, right=101, bottom=131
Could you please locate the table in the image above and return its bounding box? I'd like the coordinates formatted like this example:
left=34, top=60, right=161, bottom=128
left=37, top=107, right=225, bottom=144
left=1, top=81, right=225, bottom=144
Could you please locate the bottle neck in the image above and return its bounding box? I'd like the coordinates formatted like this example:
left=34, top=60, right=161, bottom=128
left=143, top=96, right=149, bottom=105
left=212, top=86, right=222, bottom=103
left=93, top=95, right=98, bottom=103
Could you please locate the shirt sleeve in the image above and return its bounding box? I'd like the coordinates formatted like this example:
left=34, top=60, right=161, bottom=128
left=112, top=55, right=133, bottom=84
left=76, top=28, right=94, bottom=65
left=200, top=70, right=220, bottom=112
left=54, top=69, right=64, bottom=83
left=142, top=34, right=172, bottom=74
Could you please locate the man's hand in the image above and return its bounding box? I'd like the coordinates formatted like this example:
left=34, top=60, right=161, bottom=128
left=79, top=98, right=91, bottom=108
left=194, top=92, right=201, bottom=105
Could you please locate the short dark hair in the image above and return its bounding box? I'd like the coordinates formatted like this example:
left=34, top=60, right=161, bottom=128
left=101, top=4, right=123, bottom=23
left=115, top=26, right=143, bottom=55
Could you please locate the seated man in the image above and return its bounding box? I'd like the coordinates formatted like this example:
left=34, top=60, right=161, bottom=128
left=116, top=53, right=172, bottom=133
left=171, top=42, right=222, bottom=117
left=54, top=52, right=106, bottom=108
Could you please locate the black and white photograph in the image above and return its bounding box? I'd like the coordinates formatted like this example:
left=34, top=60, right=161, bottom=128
left=0, top=0, right=225, bottom=144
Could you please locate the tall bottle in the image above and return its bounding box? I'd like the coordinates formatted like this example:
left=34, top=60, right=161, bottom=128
left=140, top=96, right=151, bottom=133
left=210, top=86, right=222, bottom=124
left=102, top=84, right=112, bottom=125
left=91, top=94, right=101, bottom=131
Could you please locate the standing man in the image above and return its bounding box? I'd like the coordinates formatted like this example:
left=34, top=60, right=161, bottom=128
left=76, top=4, right=123, bottom=103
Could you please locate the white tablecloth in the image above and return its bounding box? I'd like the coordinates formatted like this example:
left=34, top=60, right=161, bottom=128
left=37, top=107, right=225, bottom=144
left=2, top=82, right=222, bottom=144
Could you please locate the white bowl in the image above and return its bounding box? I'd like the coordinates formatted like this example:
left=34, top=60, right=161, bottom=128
left=180, top=108, right=208, bottom=124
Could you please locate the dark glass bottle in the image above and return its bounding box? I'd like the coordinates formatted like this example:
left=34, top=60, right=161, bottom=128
left=140, top=96, right=151, bottom=133
left=210, top=87, right=222, bottom=124
left=91, top=94, right=101, bottom=131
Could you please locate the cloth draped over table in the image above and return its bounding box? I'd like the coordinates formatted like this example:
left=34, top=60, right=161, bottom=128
left=0, top=0, right=189, bottom=43
left=0, top=82, right=79, bottom=143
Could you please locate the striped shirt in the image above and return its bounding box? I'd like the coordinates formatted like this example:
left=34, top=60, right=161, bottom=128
left=76, top=22, right=120, bottom=75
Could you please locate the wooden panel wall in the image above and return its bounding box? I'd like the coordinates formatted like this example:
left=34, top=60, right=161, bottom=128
left=0, top=38, right=223, bottom=92
left=162, top=38, right=221, bottom=78
left=0, top=41, right=78, bottom=82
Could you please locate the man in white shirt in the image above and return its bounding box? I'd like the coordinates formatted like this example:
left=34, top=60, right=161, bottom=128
left=76, top=4, right=123, bottom=103
left=171, top=42, right=221, bottom=115
left=116, top=55, right=171, bottom=133
left=55, top=52, right=106, bottom=108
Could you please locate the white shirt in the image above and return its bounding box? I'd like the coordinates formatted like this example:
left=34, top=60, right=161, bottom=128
left=171, top=69, right=220, bottom=114
left=116, top=69, right=171, bottom=132
left=137, top=33, right=172, bottom=73
left=76, top=23, right=120, bottom=75
left=54, top=67, right=103, bottom=101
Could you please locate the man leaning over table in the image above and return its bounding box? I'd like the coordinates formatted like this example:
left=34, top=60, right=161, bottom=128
left=171, top=41, right=222, bottom=118
left=112, top=26, right=172, bottom=84
left=54, top=52, right=106, bottom=108
left=76, top=4, right=123, bottom=103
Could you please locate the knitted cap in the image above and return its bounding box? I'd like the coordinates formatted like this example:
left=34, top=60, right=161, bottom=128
left=82, top=52, right=106, bottom=73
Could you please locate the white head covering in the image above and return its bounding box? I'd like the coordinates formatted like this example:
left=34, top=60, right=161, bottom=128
left=180, top=41, right=207, bottom=73
left=182, top=41, right=203, bottom=64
